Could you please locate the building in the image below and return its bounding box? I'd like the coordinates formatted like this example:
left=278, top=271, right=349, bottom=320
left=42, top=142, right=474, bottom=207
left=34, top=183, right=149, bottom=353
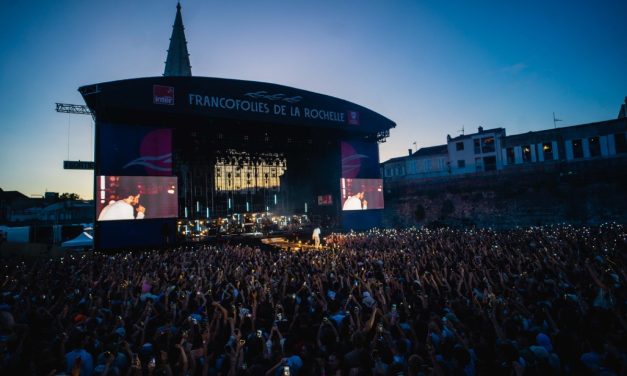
left=503, top=118, right=627, bottom=166
left=0, top=189, right=31, bottom=223
left=0, top=188, right=93, bottom=225
left=383, top=145, right=448, bottom=180
left=382, top=97, right=627, bottom=181
left=447, top=127, right=506, bottom=173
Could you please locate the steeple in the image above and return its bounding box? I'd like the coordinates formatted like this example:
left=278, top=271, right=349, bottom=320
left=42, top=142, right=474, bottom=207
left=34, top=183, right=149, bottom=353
left=164, top=2, right=192, bottom=76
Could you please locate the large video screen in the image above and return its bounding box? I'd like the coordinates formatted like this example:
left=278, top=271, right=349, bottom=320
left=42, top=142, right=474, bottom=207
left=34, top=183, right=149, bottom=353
left=340, top=178, right=384, bottom=211
left=97, top=176, right=178, bottom=221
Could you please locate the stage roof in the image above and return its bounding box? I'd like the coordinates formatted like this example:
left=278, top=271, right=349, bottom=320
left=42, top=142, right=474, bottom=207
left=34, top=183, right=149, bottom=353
left=79, top=76, right=395, bottom=136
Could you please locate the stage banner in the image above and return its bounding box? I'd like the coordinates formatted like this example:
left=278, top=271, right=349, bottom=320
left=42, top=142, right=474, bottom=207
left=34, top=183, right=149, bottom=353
left=341, top=141, right=380, bottom=178
left=97, top=123, right=172, bottom=176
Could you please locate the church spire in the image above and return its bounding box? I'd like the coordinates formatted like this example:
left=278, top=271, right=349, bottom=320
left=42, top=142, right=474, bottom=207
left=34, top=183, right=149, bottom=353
left=164, top=2, right=192, bottom=76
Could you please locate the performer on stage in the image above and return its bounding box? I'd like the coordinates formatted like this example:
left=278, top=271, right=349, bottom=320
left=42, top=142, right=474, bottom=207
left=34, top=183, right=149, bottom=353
left=312, top=226, right=321, bottom=248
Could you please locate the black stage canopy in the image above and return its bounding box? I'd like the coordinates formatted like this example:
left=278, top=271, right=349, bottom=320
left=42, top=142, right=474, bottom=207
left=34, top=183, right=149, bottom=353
left=80, top=76, right=395, bottom=137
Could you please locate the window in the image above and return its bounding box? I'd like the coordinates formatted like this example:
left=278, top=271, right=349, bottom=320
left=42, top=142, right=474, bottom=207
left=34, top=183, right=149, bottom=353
left=424, top=160, right=431, bottom=172
left=616, top=133, right=627, bottom=153
left=474, top=139, right=481, bottom=154
left=439, top=158, right=445, bottom=171
left=542, top=142, right=553, bottom=161
left=572, top=139, right=583, bottom=159
left=506, top=147, right=515, bottom=164
left=483, top=156, right=497, bottom=171
left=457, top=160, right=466, bottom=168
left=588, top=136, right=600, bottom=157
left=522, top=145, right=532, bottom=162
left=481, top=137, right=495, bottom=153
left=456, top=142, right=464, bottom=151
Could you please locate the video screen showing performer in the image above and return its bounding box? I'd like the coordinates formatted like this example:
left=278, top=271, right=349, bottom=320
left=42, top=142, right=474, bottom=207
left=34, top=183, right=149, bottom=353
left=96, top=176, right=178, bottom=221
left=340, top=178, right=384, bottom=211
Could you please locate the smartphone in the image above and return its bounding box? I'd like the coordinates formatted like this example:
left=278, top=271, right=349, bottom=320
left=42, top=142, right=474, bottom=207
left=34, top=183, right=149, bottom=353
left=283, top=366, right=290, bottom=376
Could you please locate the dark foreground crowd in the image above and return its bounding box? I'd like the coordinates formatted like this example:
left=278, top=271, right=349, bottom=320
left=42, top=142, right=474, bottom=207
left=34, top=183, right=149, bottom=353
left=1, top=224, right=626, bottom=376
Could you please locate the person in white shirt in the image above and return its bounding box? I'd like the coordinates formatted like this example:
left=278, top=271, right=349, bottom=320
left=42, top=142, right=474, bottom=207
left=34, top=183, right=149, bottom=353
left=98, top=189, right=146, bottom=221
left=312, top=226, right=321, bottom=248
left=342, top=191, right=367, bottom=210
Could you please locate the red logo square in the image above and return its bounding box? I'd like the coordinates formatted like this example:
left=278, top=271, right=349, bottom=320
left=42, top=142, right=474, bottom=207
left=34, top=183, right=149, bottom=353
left=347, top=111, right=360, bottom=125
left=153, top=85, right=174, bottom=105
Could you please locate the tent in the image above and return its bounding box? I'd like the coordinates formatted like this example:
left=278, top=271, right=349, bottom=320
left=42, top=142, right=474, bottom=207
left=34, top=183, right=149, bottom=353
left=61, top=231, right=93, bottom=250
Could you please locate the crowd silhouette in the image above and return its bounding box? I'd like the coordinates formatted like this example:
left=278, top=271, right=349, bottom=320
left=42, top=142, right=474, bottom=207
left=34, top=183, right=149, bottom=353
left=0, top=224, right=625, bottom=375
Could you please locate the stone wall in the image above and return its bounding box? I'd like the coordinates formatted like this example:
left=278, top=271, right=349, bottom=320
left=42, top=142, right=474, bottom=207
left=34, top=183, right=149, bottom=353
left=383, top=158, right=627, bottom=228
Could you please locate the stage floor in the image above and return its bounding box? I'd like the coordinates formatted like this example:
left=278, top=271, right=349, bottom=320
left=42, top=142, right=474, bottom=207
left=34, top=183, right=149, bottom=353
left=261, top=237, right=328, bottom=252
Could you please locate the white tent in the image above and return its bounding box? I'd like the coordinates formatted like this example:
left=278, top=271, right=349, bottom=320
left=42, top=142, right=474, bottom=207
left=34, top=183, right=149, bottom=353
left=61, top=231, right=93, bottom=250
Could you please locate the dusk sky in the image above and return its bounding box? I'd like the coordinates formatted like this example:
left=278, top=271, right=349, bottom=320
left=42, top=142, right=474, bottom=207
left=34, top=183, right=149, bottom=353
left=1, top=0, right=626, bottom=199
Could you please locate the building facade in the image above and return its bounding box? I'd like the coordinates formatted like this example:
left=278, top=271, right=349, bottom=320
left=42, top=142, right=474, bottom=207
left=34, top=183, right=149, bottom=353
left=502, top=118, right=627, bottom=166
left=381, top=97, right=627, bottom=181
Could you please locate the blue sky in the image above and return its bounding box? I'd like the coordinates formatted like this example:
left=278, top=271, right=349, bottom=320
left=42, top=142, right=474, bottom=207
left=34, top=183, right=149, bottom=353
left=1, top=0, right=625, bottom=199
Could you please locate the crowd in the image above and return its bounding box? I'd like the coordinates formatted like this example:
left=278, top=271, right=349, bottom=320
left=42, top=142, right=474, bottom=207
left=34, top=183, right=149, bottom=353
left=0, top=223, right=625, bottom=375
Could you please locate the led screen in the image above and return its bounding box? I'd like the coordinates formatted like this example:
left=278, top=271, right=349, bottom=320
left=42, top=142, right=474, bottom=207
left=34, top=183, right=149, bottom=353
left=317, top=194, right=333, bottom=206
left=97, top=176, right=178, bottom=221
left=340, top=178, right=384, bottom=211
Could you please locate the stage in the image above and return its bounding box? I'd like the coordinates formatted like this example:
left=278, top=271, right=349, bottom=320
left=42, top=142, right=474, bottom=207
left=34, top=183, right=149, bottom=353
left=81, top=76, right=394, bottom=250
left=261, top=236, right=330, bottom=252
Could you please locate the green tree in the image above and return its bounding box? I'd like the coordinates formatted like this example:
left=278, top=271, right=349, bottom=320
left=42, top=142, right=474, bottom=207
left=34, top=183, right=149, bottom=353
left=59, top=192, right=80, bottom=201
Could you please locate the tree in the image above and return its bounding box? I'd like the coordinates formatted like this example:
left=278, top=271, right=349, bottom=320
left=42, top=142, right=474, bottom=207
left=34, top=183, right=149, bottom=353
left=59, top=192, right=80, bottom=201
